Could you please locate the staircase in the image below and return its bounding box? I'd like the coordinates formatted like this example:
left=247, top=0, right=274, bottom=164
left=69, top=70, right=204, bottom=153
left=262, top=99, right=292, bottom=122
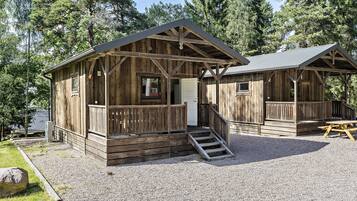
left=188, top=129, right=234, bottom=161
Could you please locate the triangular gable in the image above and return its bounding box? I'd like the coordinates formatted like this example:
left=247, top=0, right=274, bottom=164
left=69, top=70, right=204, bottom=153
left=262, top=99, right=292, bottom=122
left=45, top=19, right=249, bottom=74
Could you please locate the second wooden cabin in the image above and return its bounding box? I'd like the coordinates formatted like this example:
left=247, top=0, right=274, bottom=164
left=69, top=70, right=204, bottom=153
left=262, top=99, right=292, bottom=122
left=202, top=44, right=357, bottom=136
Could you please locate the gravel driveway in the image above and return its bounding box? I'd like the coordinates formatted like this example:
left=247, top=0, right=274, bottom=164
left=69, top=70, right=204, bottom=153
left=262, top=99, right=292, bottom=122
left=19, top=134, right=357, bottom=201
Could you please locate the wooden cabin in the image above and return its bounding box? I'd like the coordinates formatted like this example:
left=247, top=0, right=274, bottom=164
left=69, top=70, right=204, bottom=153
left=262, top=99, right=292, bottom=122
left=44, top=19, right=248, bottom=165
left=202, top=44, right=357, bottom=136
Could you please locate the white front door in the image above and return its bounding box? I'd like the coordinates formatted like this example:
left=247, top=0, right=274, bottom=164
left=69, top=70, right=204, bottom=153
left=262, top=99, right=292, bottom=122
left=181, top=78, right=198, bottom=126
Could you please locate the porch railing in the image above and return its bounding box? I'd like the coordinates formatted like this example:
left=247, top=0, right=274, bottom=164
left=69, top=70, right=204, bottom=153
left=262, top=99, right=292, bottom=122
left=88, top=105, right=107, bottom=136
left=265, top=101, right=332, bottom=122
left=265, top=101, right=295, bottom=121
left=199, top=103, right=218, bottom=126
left=297, top=101, right=332, bottom=121
left=108, top=104, right=187, bottom=136
left=332, top=101, right=356, bottom=120
left=208, top=104, right=230, bottom=144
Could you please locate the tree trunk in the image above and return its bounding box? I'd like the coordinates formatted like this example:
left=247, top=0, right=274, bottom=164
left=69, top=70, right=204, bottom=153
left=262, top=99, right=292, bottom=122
left=1, top=124, right=3, bottom=142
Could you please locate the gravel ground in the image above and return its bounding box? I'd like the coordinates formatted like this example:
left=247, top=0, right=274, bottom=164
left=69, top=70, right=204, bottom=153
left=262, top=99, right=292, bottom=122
left=18, top=134, right=357, bottom=201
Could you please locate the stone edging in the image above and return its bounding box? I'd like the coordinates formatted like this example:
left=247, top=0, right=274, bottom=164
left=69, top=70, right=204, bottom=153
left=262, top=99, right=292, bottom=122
left=15, top=143, right=62, bottom=201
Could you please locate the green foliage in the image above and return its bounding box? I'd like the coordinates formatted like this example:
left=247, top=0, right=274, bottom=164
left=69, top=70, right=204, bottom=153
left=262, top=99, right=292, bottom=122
left=186, top=0, right=228, bottom=41
left=145, top=1, right=187, bottom=26
left=226, top=0, right=273, bottom=55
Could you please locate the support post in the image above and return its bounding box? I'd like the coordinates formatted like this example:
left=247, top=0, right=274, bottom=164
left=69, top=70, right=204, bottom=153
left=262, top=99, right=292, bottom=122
left=215, top=65, right=220, bottom=111
left=104, top=56, right=110, bottom=137
left=131, top=43, right=137, bottom=104
left=322, top=72, right=326, bottom=120
left=294, top=70, right=298, bottom=123
left=167, top=43, right=172, bottom=134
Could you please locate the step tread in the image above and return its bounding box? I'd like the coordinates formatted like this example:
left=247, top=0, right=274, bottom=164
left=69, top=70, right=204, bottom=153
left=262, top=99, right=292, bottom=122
left=200, top=141, right=220, bottom=147
left=210, top=154, right=233, bottom=160
left=194, top=136, right=214, bottom=141
left=205, top=147, right=226, bottom=153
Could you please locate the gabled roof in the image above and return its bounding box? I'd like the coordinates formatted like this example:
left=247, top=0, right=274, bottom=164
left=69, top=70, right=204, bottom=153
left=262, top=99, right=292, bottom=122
left=45, top=19, right=249, bottom=74
left=217, top=43, right=357, bottom=76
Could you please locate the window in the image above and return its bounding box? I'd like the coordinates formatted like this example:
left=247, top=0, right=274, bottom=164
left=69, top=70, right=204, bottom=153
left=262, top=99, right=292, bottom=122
left=71, top=72, right=79, bottom=95
left=236, top=82, right=249, bottom=95
left=141, top=77, right=161, bottom=99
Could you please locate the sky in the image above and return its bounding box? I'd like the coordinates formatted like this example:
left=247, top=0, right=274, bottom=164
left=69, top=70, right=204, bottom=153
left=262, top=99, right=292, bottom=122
left=134, top=0, right=283, bottom=12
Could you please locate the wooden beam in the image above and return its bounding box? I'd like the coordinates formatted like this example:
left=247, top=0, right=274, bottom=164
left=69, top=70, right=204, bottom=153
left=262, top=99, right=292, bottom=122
left=165, top=29, right=212, bottom=58
left=267, top=71, right=276, bottom=82
left=322, top=59, right=336, bottom=69
left=150, top=59, right=169, bottom=78
left=88, top=60, right=96, bottom=79
left=199, top=68, right=208, bottom=81
left=184, top=43, right=211, bottom=58
left=303, top=66, right=354, bottom=74
left=293, top=70, right=298, bottom=123
left=109, top=51, right=232, bottom=64
left=104, top=55, right=110, bottom=136
left=166, top=43, right=172, bottom=134
left=297, top=70, right=304, bottom=81
left=147, top=35, right=211, bottom=46
left=171, top=61, right=185, bottom=75
left=170, top=28, right=178, bottom=36
left=179, top=26, right=184, bottom=50
left=183, top=27, right=234, bottom=59
left=314, top=70, right=324, bottom=85
left=321, top=56, right=348, bottom=61
left=203, top=63, right=218, bottom=80
left=183, top=30, right=191, bottom=37
left=215, top=65, right=220, bottom=111
left=131, top=43, right=137, bottom=105
left=218, top=65, right=231, bottom=80
left=108, top=56, right=127, bottom=76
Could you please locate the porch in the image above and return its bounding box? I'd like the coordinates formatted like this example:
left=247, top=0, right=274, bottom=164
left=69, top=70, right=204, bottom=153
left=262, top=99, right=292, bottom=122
left=88, top=104, right=188, bottom=138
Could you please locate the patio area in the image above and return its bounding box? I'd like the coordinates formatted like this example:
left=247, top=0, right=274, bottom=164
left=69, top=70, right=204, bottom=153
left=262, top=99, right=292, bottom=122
left=16, top=133, right=357, bottom=201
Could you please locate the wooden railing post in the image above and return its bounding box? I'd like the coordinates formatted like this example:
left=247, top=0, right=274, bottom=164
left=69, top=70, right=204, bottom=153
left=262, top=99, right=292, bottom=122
left=184, top=102, right=188, bottom=132
left=104, top=56, right=110, bottom=138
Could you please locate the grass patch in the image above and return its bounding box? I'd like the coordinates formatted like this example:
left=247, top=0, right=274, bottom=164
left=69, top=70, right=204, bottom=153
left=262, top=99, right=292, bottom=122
left=0, top=140, right=51, bottom=201
left=22, top=142, right=48, bottom=157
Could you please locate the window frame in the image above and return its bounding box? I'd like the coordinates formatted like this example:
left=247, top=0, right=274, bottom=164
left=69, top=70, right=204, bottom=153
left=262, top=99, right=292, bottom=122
left=140, top=76, right=162, bottom=100
left=71, top=70, right=79, bottom=96
left=236, top=81, right=250, bottom=95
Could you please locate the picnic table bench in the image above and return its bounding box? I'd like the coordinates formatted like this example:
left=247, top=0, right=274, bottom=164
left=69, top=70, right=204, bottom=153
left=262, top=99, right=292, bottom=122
left=320, top=120, right=357, bottom=141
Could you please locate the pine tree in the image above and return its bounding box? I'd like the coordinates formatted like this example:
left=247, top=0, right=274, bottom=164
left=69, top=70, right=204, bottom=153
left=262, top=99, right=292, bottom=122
left=271, top=0, right=335, bottom=50
left=145, top=1, right=187, bottom=27
left=226, top=0, right=273, bottom=56
left=185, top=0, right=228, bottom=41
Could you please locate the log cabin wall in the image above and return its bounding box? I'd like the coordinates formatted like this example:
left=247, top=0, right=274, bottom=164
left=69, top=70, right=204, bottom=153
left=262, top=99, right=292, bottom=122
left=265, top=69, right=323, bottom=102
left=87, top=38, right=200, bottom=106
left=202, top=73, right=264, bottom=124
left=53, top=62, right=87, bottom=151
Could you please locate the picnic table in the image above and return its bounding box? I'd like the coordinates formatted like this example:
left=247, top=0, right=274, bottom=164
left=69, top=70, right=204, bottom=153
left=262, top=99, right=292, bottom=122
left=321, top=120, right=357, bottom=141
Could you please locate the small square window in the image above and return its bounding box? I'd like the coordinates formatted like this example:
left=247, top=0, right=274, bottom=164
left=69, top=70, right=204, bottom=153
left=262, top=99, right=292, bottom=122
left=236, top=82, right=249, bottom=95
left=141, top=77, right=161, bottom=99
left=71, top=72, right=79, bottom=95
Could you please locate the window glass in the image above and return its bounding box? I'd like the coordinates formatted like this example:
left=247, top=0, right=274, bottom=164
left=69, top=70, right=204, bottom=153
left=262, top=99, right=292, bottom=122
left=141, top=77, right=161, bottom=99
left=71, top=72, right=79, bottom=95
left=236, top=82, right=249, bottom=94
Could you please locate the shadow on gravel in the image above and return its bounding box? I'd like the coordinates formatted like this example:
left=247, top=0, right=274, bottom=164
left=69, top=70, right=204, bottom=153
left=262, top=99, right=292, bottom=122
left=207, top=134, right=329, bottom=167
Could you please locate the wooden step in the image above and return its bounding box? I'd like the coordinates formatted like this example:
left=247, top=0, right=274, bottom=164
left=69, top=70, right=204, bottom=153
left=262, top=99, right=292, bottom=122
left=188, top=130, right=234, bottom=161
left=200, top=141, right=220, bottom=147
left=205, top=147, right=226, bottom=153
left=210, top=154, right=234, bottom=160
left=194, top=136, right=214, bottom=141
